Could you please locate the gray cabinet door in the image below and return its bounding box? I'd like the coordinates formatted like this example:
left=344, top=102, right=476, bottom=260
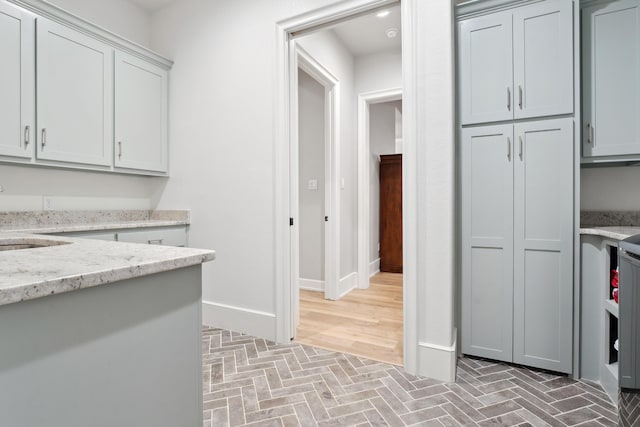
left=459, top=12, right=513, bottom=125
left=461, top=124, right=514, bottom=362
left=513, top=118, right=573, bottom=373
left=114, top=51, right=168, bottom=173
left=513, top=0, right=573, bottom=120
left=0, top=3, right=34, bottom=159
left=36, top=18, right=113, bottom=166
left=582, top=0, right=640, bottom=157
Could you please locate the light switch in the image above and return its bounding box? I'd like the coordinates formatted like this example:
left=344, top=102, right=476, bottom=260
left=308, top=179, right=318, bottom=190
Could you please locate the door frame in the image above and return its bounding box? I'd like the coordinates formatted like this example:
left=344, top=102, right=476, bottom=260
left=275, top=0, right=426, bottom=375
left=357, top=88, right=402, bottom=290
left=291, top=45, right=341, bottom=332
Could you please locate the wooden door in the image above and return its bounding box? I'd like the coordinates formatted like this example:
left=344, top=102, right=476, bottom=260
left=0, top=3, right=34, bottom=159
left=36, top=17, right=113, bottom=166
left=458, top=11, right=513, bottom=125
left=513, top=0, right=573, bottom=120
left=461, top=124, right=514, bottom=363
left=513, top=118, right=573, bottom=373
left=582, top=0, right=640, bottom=157
left=379, top=154, right=402, bottom=273
left=114, top=51, right=168, bottom=173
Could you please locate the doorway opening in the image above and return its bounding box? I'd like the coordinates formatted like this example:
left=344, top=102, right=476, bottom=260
left=289, top=4, right=405, bottom=365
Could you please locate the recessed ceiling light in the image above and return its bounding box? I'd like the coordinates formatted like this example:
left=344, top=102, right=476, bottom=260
left=386, top=28, right=399, bottom=38
left=376, top=10, right=390, bottom=18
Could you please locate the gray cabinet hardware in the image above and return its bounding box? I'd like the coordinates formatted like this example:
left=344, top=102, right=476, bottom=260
left=24, top=126, right=30, bottom=147
left=41, top=128, right=46, bottom=149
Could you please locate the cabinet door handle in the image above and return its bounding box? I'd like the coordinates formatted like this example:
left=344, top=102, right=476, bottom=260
left=148, top=239, right=163, bottom=245
left=587, top=123, right=593, bottom=144
left=118, top=141, right=123, bottom=159
left=507, top=137, right=511, bottom=160
left=24, top=126, right=30, bottom=147
left=518, top=85, right=523, bottom=109
left=41, top=128, right=46, bottom=150
left=519, top=136, right=523, bottom=159
left=507, top=87, right=511, bottom=111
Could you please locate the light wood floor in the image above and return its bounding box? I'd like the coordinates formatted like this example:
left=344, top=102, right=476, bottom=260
left=295, top=272, right=403, bottom=366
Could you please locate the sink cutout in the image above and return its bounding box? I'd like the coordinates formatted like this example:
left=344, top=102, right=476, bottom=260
left=0, top=238, right=71, bottom=252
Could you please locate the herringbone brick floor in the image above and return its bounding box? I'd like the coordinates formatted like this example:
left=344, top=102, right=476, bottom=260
left=202, top=327, right=618, bottom=426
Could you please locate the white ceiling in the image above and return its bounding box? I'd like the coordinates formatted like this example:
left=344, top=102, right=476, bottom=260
left=329, top=5, right=402, bottom=57
left=128, top=0, right=401, bottom=57
left=129, top=0, right=177, bottom=12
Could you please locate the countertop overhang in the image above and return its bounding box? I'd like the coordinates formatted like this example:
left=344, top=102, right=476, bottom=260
left=580, top=226, right=640, bottom=241
left=0, top=233, right=215, bottom=307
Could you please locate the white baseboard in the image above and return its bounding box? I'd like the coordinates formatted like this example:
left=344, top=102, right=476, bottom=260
left=338, top=272, right=358, bottom=298
left=417, top=328, right=457, bottom=382
left=369, top=258, right=380, bottom=277
left=299, top=278, right=324, bottom=292
left=202, top=300, right=276, bottom=341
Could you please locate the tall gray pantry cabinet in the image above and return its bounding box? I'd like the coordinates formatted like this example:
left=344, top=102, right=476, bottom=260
left=458, top=0, right=575, bottom=374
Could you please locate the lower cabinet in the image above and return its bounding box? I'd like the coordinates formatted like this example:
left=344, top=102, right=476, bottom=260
left=51, top=226, right=187, bottom=247
left=461, top=118, right=574, bottom=373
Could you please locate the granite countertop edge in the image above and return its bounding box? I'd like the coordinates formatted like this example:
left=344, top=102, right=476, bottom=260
left=0, top=233, right=215, bottom=307
left=580, top=226, right=640, bottom=241
left=1, top=219, right=189, bottom=234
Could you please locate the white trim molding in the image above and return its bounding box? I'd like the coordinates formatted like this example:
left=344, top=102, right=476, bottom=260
left=418, top=330, right=458, bottom=382
left=299, top=278, right=325, bottom=292
left=202, top=300, right=277, bottom=342
left=339, top=272, right=358, bottom=299
left=369, top=258, right=380, bottom=277
left=357, top=87, right=402, bottom=291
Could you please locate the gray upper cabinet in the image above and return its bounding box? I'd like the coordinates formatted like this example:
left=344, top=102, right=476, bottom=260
left=115, top=51, right=168, bottom=173
left=459, top=12, right=513, bottom=125
left=512, top=118, right=574, bottom=373
left=582, top=0, right=640, bottom=159
left=513, top=0, right=573, bottom=120
left=36, top=18, right=113, bottom=167
left=461, top=124, right=514, bottom=363
left=459, top=0, right=573, bottom=126
left=0, top=3, right=34, bottom=160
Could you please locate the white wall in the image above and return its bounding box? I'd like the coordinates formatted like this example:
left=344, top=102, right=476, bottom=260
left=581, top=167, right=640, bottom=211
left=46, top=0, right=151, bottom=47
left=355, top=51, right=402, bottom=95
left=0, top=0, right=159, bottom=213
left=297, top=30, right=358, bottom=281
left=149, top=0, right=338, bottom=339
left=369, top=101, right=401, bottom=266
left=298, top=70, right=325, bottom=282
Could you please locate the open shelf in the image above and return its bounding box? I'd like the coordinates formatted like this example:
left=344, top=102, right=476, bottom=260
left=605, top=299, right=619, bottom=318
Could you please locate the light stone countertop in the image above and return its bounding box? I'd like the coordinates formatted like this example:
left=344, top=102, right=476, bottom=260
left=580, top=226, right=640, bottom=241
left=0, top=210, right=190, bottom=234
left=0, top=233, right=215, bottom=307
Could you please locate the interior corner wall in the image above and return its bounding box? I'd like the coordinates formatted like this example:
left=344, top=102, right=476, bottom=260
left=355, top=51, right=402, bottom=95
left=0, top=0, right=159, bottom=213
left=298, top=69, right=326, bottom=282
left=297, top=30, right=358, bottom=280
left=369, top=101, right=402, bottom=267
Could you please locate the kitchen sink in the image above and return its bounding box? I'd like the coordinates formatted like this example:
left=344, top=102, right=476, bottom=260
left=0, top=238, right=71, bottom=252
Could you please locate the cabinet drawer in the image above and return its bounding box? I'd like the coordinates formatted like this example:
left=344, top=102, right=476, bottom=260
left=116, top=226, right=187, bottom=247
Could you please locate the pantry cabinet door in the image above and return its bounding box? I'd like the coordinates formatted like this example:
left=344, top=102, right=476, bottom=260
left=461, top=124, right=514, bottom=362
left=459, top=12, right=513, bottom=125
left=114, top=51, right=168, bottom=173
left=0, top=3, right=34, bottom=159
left=36, top=18, right=113, bottom=166
left=513, top=118, right=573, bottom=374
left=582, top=0, right=640, bottom=157
left=513, top=0, right=573, bottom=120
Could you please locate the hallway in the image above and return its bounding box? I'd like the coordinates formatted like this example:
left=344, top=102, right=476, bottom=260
left=295, top=273, right=403, bottom=365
